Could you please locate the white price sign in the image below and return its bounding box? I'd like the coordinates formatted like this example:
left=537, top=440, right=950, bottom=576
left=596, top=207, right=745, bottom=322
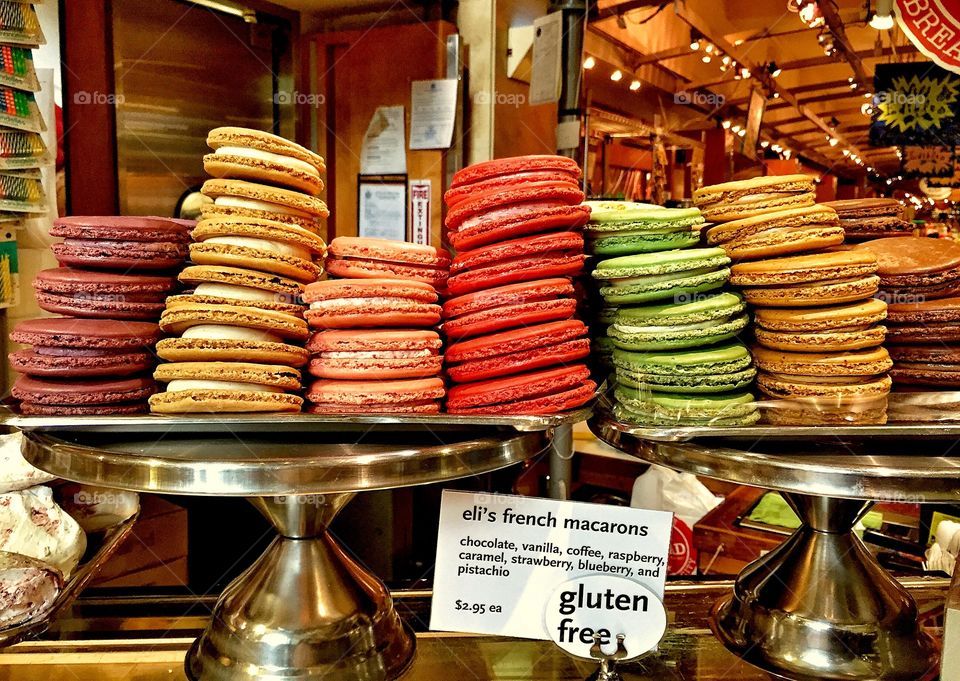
left=429, top=491, right=673, bottom=641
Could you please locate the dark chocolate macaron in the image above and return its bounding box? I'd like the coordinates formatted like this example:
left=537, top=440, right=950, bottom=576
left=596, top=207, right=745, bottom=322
left=10, top=318, right=161, bottom=378
left=825, top=199, right=913, bottom=241
left=854, top=237, right=960, bottom=301
left=34, top=268, right=177, bottom=319
left=12, top=375, right=157, bottom=414
left=50, top=216, right=190, bottom=271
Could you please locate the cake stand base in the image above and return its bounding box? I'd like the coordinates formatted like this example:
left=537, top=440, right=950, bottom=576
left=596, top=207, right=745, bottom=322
left=185, top=493, right=415, bottom=681
left=711, top=494, right=939, bottom=681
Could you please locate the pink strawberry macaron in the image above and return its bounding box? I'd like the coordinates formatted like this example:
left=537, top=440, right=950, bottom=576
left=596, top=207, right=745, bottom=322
left=303, top=279, right=441, bottom=328
left=50, top=216, right=190, bottom=271
left=446, top=365, right=595, bottom=414
left=442, top=278, right=578, bottom=339
left=446, top=232, right=585, bottom=297
left=307, top=329, right=443, bottom=379
left=34, top=268, right=177, bottom=320
left=326, top=237, right=450, bottom=288
left=306, top=377, right=446, bottom=414
left=445, top=320, right=589, bottom=383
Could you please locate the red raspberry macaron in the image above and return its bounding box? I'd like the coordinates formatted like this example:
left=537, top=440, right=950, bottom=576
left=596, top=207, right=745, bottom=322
left=446, top=232, right=585, bottom=297
left=445, top=320, right=589, bottom=383
left=449, top=155, right=581, bottom=190
left=446, top=365, right=595, bottom=414
left=442, top=278, right=578, bottom=339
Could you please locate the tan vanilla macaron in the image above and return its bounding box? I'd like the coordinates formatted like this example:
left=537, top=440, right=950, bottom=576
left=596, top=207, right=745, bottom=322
left=190, top=216, right=326, bottom=283
left=706, top=205, right=843, bottom=261
left=204, top=127, right=326, bottom=196
left=160, top=302, right=309, bottom=341
left=752, top=345, right=893, bottom=377
left=693, top=174, right=816, bottom=222
left=731, top=250, right=880, bottom=307
left=150, top=361, right=304, bottom=413
left=752, top=298, right=888, bottom=352
left=201, top=179, right=329, bottom=233
left=167, top=265, right=305, bottom=316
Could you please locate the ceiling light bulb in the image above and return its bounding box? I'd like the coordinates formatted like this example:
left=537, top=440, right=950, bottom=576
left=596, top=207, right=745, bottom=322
left=704, top=43, right=714, bottom=54
left=829, top=137, right=839, bottom=146
left=870, top=0, right=895, bottom=29
left=702, top=54, right=712, bottom=63
left=722, top=55, right=731, bottom=65
left=722, top=120, right=732, bottom=129
left=731, top=124, right=741, bottom=132
left=783, top=150, right=792, bottom=159
left=842, top=149, right=850, bottom=156
left=629, top=79, right=641, bottom=91
left=583, top=56, right=596, bottom=69
left=772, top=92, right=780, bottom=99
left=610, top=69, right=623, bottom=82
left=768, top=62, right=782, bottom=77
left=690, top=39, right=701, bottom=51
left=863, top=91, right=873, bottom=98
left=737, top=128, right=746, bottom=137
left=760, top=140, right=770, bottom=148
left=741, top=68, right=751, bottom=78
left=861, top=102, right=873, bottom=115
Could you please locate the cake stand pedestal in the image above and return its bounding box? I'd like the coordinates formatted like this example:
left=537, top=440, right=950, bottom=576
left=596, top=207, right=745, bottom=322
left=7, top=411, right=586, bottom=681
left=589, top=413, right=960, bottom=681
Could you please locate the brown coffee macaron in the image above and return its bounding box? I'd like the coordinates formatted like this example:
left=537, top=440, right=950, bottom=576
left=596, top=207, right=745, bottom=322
left=706, top=204, right=844, bottom=261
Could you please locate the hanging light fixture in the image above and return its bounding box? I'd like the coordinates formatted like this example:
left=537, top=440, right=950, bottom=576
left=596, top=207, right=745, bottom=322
left=610, top=69, right=623, bottom=82
left=689, top=28, right=702, bottom=51
left=629, top=79, right=641, bottom=91
left=583, top=56, right=596, bottom=69
left=767, top=61, right=782, bottom=78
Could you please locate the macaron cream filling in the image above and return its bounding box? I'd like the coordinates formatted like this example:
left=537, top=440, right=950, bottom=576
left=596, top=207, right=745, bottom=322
left=165, top=379, right=284, bottom=393
left=214, top=147, right=321, bottom=179
left=205, top=236, right=313, bottom=261
left=193, top=282, right=286, bottom=303
left=182, top=324, right=283, bottom=344
left=214, top=196, right=312, bottom=218
left=309, top=297, right=404, bottom=310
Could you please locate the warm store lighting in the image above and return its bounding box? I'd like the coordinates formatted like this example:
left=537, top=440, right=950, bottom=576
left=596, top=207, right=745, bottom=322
left=629, top=80, right=641, bottom=91
left=869, top=0, right=895, bottom=29
left=610, top=69, right=623, bottom=82
left=583, top=56, right=596, bottom=69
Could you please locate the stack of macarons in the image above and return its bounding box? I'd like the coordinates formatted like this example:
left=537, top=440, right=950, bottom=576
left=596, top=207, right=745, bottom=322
left=8, top=216, right=191, bottom=414
left=582, top=201, right=706, bottom=374
left=441, top=155, right=595, bottom=414
left=729, top=250, right=891, bottom=422
left=303, top=237, right=448, bottom=414
left=855, top=237, right=960, bottom=390
left=825, top=199, right=914, bottom=241
left=149, top=127, right=327, bottom=413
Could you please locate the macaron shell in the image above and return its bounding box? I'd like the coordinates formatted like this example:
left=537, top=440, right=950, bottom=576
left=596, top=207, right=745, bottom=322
left=36, top=291, right=167, bottom=320
left=306, top=377, right=445, bottom=405
left=754, top=325, right=887, bottom=352
left=12, top=375, right=157, bottom=405
left=449, top=382, right=596, bottom=415
left=10, top=318, right=162, bottom=349
left=165, top=293, right=305, bottom=317
left=305, top=302, right=441, bottom=329
left=159, top=303, right=310, bottom=340
left=451, top=232, right=584, bottom=274
left=599, top=270, right=729, bottom=305
left=10, top=349, right=155, bottom=378
left=328, top=237, right=449, bottom=267
left=442, top=278, right=575, bottom=318
left=445, top=170, right=579, bottom=207
left=885, top=322, right=960, bottom=343
left=192, top=217, right=327, bottom=253
left=608, top=313, right=749, bottom=351
left=189, top=243, right=322, bottom=283
left=51, top=216, right=191, bottom=242
left=443, top=299, right=578, bottom=339
left=154, top=361, right=302, bottom=390
left=446, top=254, right=584, bottom=297
left=890, top=364, right=960, bottom=387
left=446, top=365, right=590, bottom=410
left=741, top=276, right=880, bottom=307
left=757, top=372, right=891, bottom=399
left=201, top=178, right=330, bottom=218
left=19, top=402, right=150, bottom=416
left=307, top=402, right=441, bottom=414
left=753, top=298, right=887, bottom=331
left=149, top=390, right=304, bottom=413
left=325, top=258, right=448, bottom=288
left=447, top=338, right=589, bottom=383
left=303, top=278, right=438, bottom=303
left=448, top=204, right=592, bottom=252
left=178, top=264, right=305, bottom=296
left=35, top=267, right=177, bottom=294
left=449, top=155, right=581, bottom=189
left=155, top=338, right=309, bottom=367
left=751, top=346, right=893, bottom=376
left=719, top=226, right=845, bottom=261
left=309, top=355, right=443, bottom=380
left=615, top=367, right=756, bottom=393
left=588, top=232, right=700, bottom=257
left=730, top=251, right=878, bottom=286
left=52, top=240, right=188, bottom=271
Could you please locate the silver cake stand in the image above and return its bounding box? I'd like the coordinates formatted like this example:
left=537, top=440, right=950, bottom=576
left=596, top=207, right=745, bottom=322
left=590, top=409, right=960, bottom=681
left=5, top=410, right=588, bottom=681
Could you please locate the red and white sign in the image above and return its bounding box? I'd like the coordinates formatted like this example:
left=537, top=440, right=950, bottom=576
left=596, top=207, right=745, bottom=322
left=409, top=179, right=431, bottom=245
left=896, top=0, right=960, bottom=74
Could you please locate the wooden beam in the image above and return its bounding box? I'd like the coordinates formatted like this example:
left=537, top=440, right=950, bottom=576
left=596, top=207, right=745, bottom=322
left=672, top=2, right=864, bottom=159
left=726, top=80, right=853, bottom=105
left=778, top=45, right=917, bottom=71
left=589, top=0, right=666, bottom=22
left=817, top=0, right=870, bottom=86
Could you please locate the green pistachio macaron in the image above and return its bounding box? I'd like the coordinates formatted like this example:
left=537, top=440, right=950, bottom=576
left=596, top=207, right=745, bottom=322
left=614, top=346, right=757, bottom=393
left=584, top=202, right=706, bottom=256
left=593, top=248, right=731, bottom=305
left=614, top=389, right=760, bottom=426
left=608, top=292, right=748, bottom=351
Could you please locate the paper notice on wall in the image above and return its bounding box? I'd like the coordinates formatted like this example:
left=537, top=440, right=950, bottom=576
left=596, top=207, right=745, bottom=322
left=360, top=106, right=406, bottom=175
left=410, top=80, right=458, bottom=150
left=530, top=11, right=563, bottom=105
